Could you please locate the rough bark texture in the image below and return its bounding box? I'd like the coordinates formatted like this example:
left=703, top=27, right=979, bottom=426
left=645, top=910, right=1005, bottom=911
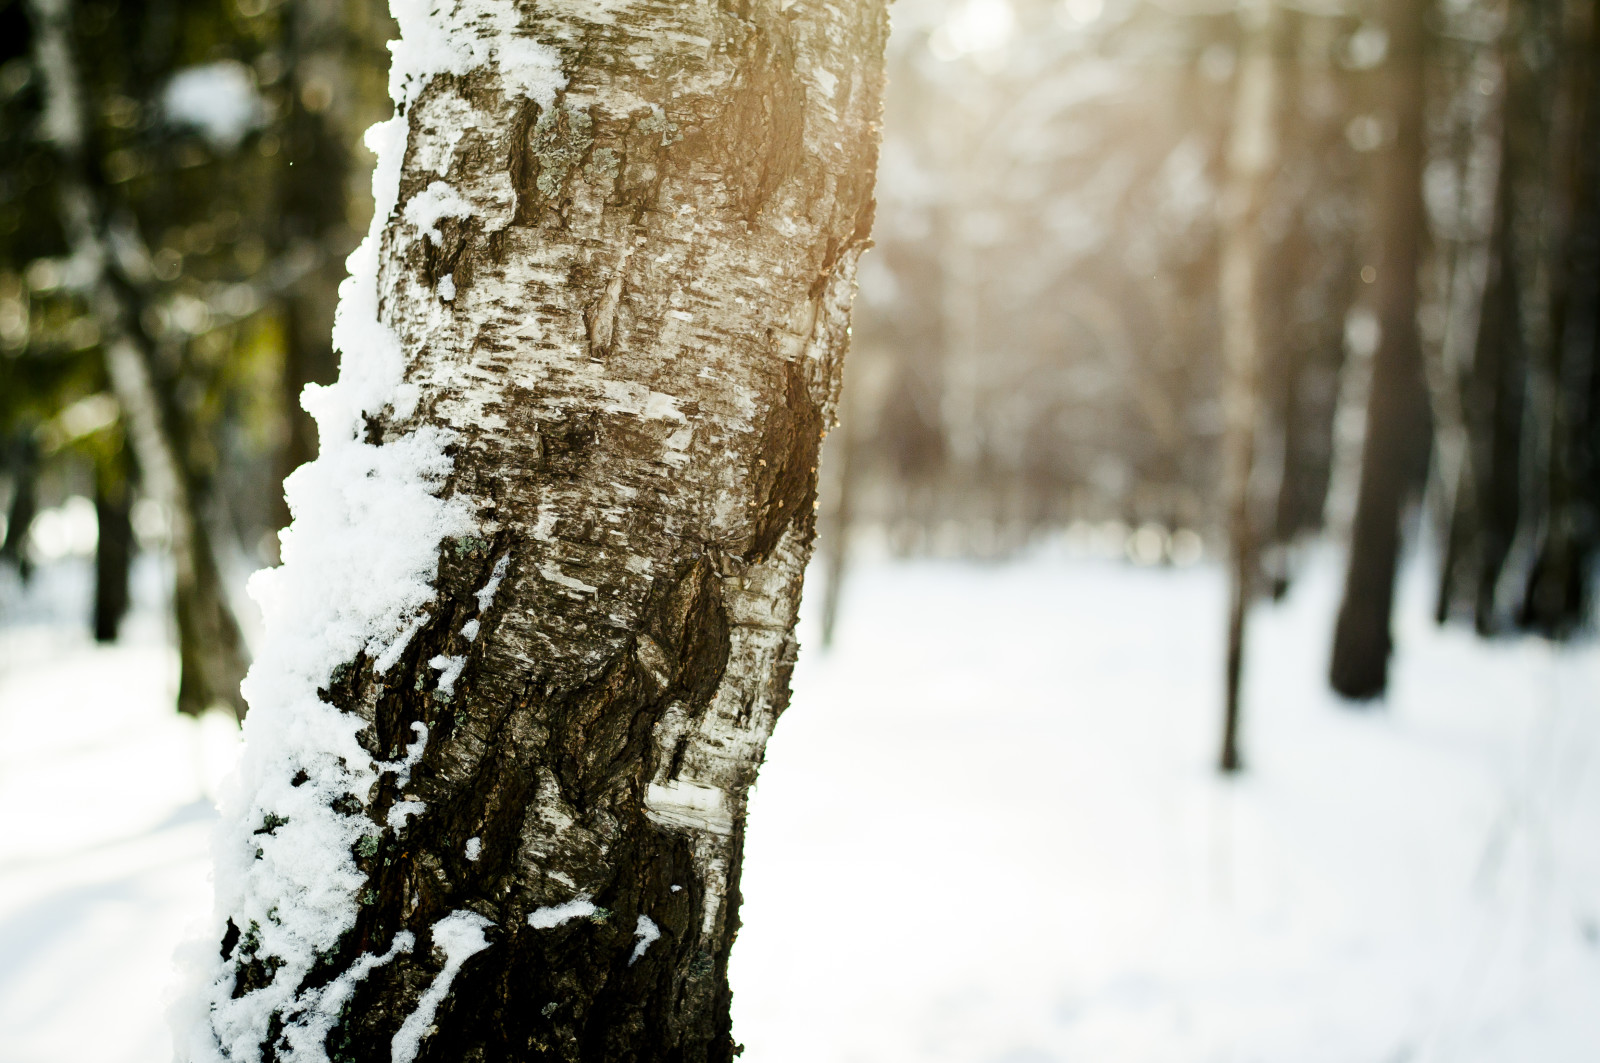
left=203, top=3, right=887, bottom=1061
left=1329, top=0, right=1433, bottom=701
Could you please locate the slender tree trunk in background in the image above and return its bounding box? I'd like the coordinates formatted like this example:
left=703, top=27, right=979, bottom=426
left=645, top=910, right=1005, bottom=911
left=1521, top=0, right=1600, bottom=634
left=93, top=454, right=133, bottom=642
left=1216, top=0, right=1279, bottom=772
left=181, top=3, right=887, bottom=1061
left=1442, top=101, right=1526, bottom=634
left=1265, top=15, right=1360, bottom=591
left=1, top=432, right=38, bottom=581
left=28, top=0, right=249, bottom=717
left=1329, top=0, right=1432, bottom=701
left=269, top=0, right=391, bottom=538
left=819, top=360, right=858, bottom=648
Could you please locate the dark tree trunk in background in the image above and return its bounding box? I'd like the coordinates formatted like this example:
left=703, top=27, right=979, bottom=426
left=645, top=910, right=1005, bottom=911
left=1263, top=12, right=1360, bottom=597
left=186, top=3, right=889, bottom=1061
left=1437, top=104, right=1526, bottom=634
left=1521, top=0, right=1600, bottom=634
left=1329, top=0, right=1433, bottom=701
left=268, top=0, right=390, bottom=538
left=93, top=457, right=132, bottom=641
left=1, top=432, right=38, bottom=582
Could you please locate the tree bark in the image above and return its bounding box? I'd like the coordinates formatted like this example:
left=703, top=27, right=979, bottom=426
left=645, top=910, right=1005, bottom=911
left=1439, top=94, right=1526, bottom=634
left=1329, top=0, right=1433, bottom=701
left=1520, top=0, right=1600, bottom=634
left=93, top=453, right=133, bottom=642
left=181, top=3, right=887, bottom=1062
left=1, top=431, right=38, bottom=582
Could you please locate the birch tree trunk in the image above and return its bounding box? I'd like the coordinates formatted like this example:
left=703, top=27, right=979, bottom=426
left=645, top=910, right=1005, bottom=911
left=179, top=3, right=887, bottom=1062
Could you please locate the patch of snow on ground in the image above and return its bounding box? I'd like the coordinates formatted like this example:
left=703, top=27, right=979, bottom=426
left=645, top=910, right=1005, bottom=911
left=1, top=546, right=1598, bottom=1061
left=734, top=544, right=1600, bottom=1063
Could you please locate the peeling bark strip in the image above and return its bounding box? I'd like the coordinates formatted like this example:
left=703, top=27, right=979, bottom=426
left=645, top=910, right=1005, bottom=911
left=178, top=3, right=887, bottom=1062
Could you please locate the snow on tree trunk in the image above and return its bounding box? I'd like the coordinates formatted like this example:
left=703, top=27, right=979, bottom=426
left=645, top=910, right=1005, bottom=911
left=175, top=2, right=887, bottom=1061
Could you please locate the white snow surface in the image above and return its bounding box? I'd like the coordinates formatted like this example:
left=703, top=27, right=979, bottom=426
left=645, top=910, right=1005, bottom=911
left=3, top=548, right=1599, bottom=1061
left=389, top=911, right=494, bottom=1063
left=162, top=62, right=264, bottom=150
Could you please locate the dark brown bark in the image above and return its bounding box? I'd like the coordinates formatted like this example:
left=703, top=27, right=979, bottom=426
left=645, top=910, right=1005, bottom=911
left=1437, top=107, right=1526, bottom=634
left=1521, top=0, right=1600, bottom=634
left=1329, top=0, right=1434, bottom=701
left=1, top=432, right=38, bottom=582
left=93, top=455, right=132, bottom=642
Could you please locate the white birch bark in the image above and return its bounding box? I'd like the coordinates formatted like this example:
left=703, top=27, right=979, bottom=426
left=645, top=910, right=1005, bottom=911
left=178, top=3, right=888, bottom=1061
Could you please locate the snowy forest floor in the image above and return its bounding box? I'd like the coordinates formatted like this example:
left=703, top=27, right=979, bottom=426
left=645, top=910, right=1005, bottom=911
left=1, top=545, right=1598, bottom=1063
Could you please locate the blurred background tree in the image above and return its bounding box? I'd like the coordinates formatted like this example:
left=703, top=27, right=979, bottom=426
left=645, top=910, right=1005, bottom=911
left=0, top=0, right=393, bottom=716
left=1, top=0, right=1594, bottom=743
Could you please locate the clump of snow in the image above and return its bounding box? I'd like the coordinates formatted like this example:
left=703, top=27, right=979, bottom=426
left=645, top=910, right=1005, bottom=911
left=428, top=654, right=464, bottom=696
left=388, top=0, right=566, bottom=109
left=438, top=273, right=456, bottom=301
left=380, top=721, right=429, bottom=787
left=403, top=181, right=472, bottom=244
left=464, top=836, right=482, bottom=862
left=386, top=801, right=426, bottom=830
left=276, top=931, right=414, bottom=1062
left=629, top=915, right=660, bottom=966
left=527, top=897, right=598, bottom=930
left=390, top=912, right=494, bottom=1063
left=456, top=554, right=509, bottom=644
left=162, top=61, right=264, bottom=150
left=475, top=555, right=509, bottom=614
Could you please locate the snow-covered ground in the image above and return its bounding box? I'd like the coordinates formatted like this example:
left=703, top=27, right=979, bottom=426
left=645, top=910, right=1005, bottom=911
left=2, top=547, right=1597, bottom=1062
